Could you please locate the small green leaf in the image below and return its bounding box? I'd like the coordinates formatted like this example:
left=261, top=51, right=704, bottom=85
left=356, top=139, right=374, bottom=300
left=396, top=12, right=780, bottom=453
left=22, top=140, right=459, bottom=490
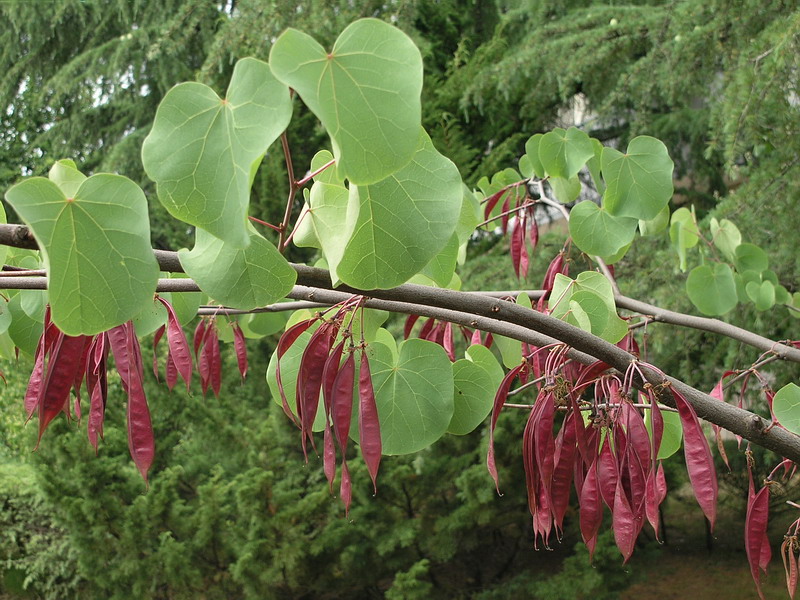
left=538, top=127, right=594, bottom=179
left=549, top=175, right=582, bottom=204
left=48, top=159, right=86, bottom=197
left=337, top=129, right=462, bottom=289
left=143, top=57, right=292, bottom=248
left=709, top=218, right=741, bottom=261
left=586, top=138, right=605, bottom=195
left=638, top=204, right=670, bottom=237
left=448, top=345, right=504, bottom=435
left=5, top=175, right=160, bottom=335
left=773, top=383, right=800, bottom=435
left=735, top=243, right=769, bottom=273
left=523, top=134, right=545, bottom=178
left=0, top=299, right=11, bottom=335
left=602, top=136, right=674, bottom=221
left=270, top=19, right=423, bottom=185
left=669, top=207, right=699, bottom=272
left=7, top=294, right=42, bottom=356
left=745, top=280, right=775, bottom=311
left=790, top=292, right=800, bottom=319
left=646, top=406, right=682, bottom=460
left=493, top=293, right=531, bottom=368
left=686, top=263, right=738, bottom=316
left=178, top=226, right=296, bottom=310
left=569, top=201, right=638, bottom=257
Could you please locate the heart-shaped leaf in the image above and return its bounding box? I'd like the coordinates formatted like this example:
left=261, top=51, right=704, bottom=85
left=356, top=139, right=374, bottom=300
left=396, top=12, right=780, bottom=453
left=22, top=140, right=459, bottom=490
left=773, top=383, right=800, bottom=435
left=143, top=57, right=292, bottom=248
left=5, top=174, right=159, bottom=335
left=538, top=126, right=594, bottom=179
left=686, top=263, right=738, bottom=316
left=270, top=18, right=423, bottom=185
left=602, top=136, right=674, bottom=221
left=569, top=200, right=638, bottom=257
left=365, top=339, right=454, bottom=454
left=336, top=129, right=462, bottom=289
left=448, top=344, right=504, bottom=435
left=178, top=226, right=296, bottom=310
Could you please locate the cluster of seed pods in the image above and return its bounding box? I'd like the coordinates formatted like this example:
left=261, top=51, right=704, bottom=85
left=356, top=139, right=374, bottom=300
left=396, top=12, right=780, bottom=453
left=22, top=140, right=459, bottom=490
left=275, top=299, right=381, bottom=515
left=24, top=299, right=251, bottom=485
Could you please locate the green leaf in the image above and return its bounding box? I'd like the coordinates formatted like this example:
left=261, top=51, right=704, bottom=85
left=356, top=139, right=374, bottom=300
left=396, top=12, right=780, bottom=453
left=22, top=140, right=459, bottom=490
left=295, top=179, right=355, bottom=284
left=745, top=280, right=775, bottom=311
left=0, top=201, right=6, bottom=268
left=773, top=383, right=800, bottom=435
left=549, top=175, right=582, bottom=204
left=638, top=204, right=670, bottom=237
left=646, top=405, right=682, bottom=460
left=366, top=339, right=454, bottom=454
left=336, top=129, right=462, bottom=289
left=602, top=136, right=674, bottom=220
left=167, top=274, right=203, bottom=325
left=600, top=240, right=632, bottom=265
left=523, top=134, right=546, bottom=178
left=7, top=294, right=42, bottom=356
left=48, top=159, right=86, bottom=197
left=686, top=263, right=738, bottom=316
left=549, top=273, right=627, bottom=343
left=142, top=57, right=292, bottom=248
left=132, top=294, right=169, bottom=337
left=669, top=207, right=700, bottom=272
left=448, top=345, right=504, bottom=435
left=735, top=243, right=769, bottom=273
left=493, top=292, right=531, bottom=368
left=178, top=226, right=296, bottom=310
left=239, top=310, right=289, bottom=339
left=569, top=200, right=638, bottom=257
left=538, top=127, right=594, bottom=179
left=5, top=175, right=160, bottom=335
left=418, top=234, right=459, bottom=288
left=709, top=218, right=741, bottom=261
left=586, top=138, right=606, bottom=195
left=456, top=186, right=481, bottom=246
left=791, top=293, right=800, bottom=319
left=270, top=18, right=422, bottom=185
left=0, top=298, right=11, bottom=335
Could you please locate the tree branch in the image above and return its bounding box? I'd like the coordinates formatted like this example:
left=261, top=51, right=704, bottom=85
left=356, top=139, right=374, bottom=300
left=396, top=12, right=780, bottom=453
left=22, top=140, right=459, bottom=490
left=1, top=222, right=799, bottom=461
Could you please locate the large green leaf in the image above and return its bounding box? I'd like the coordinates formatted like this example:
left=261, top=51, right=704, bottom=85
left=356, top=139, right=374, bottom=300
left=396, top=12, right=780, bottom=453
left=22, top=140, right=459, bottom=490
left=538, top=127, right=594, bottom=179
left=270, top=18, right=423, bottom=185
left=366, top=339, right=454, bottom=454
left=336, top=129, right=462, bottom=289
left=569, top=200, right=638, bottom=257
left=448, top=344, right=504, bottom=435
left=773, top=383, right=800, bottom=435
left=5, top=175, right=159, bottom=335
left=522, top=133, right=545, bottom=178
left=686, top=263, right=738, bottom=316
left=142, top=57, right=292, bottom=248
left=178, top=226, right=296, bottom=311
left=602, top=136, right=674, bottom=221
